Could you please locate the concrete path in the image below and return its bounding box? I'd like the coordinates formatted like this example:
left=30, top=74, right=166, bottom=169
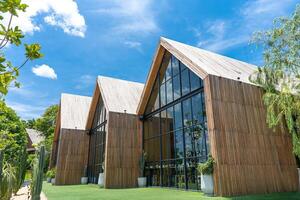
left=11, top=181, right=47, bottom=200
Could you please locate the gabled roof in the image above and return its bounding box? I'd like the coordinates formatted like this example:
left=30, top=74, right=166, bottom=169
left=60, top=93, right=92, bottom=130
left=137, top=37, right=258, bottom=115
left=26, top=129, right=44, bottom=144
left=85, top=76, right=144, bottom=130
left=98, top=76, right=144, bottom=114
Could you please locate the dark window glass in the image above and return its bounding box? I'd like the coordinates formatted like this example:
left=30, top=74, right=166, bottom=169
left=191, top=93, right=203, bottom=125
left=181, top=69, right=190, bottom=96
left=173, top=74, right=180, bottom=100
left=162, top=160, right=176, bottom=187
left=145, top=161, right=161, bottom=186
left=180, top=62, right=187, bottom=71
left=172, top=56, right=180, bottom=76
left=175, top=130, right=184, bottom=159
left=161, top=132, right=175, bottom=160
left=174, top=103, right=182, bottom=130
left=182, top=99, right=192, bottom=127
left=175, top=159, right=185, bottom=189
left=190, top=71, right=200, bottom=91
left=166, top=79, right=173, bottom=104
left=184, top=127, right=193, bottom=158
left=186, top=158, right=200, bottom=190
left=145, top=137, right=161, bottom=162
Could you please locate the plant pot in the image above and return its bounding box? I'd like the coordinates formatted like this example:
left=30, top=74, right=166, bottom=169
left=51, top=178, right=55, bottom=185
left=98, top=173, right=104, bottom=187
left=47, top=178, right=51, bottom=183
left=201, top=174, right=213, bottom=195
left=81, top=177, right=88, bottom=184
left=137, top=177, right=147, bottom=187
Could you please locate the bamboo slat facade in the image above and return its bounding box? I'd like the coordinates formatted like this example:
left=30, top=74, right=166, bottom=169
left=105, top=112, right=142, bottom=188
left=204, top=75, right=298, bottom=196
left=85, top=76, right=144, bottom=188
left=55, top=129, right=89, bottom=185
left=50, top=93, right=92, bottom=185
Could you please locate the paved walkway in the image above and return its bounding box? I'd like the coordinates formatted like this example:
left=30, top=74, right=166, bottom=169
left=11, top=181, right=47, bottom=200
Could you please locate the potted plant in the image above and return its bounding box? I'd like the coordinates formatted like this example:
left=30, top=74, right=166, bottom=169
left=137, top=151, right=147, bottom=187
left=46, top=168, right=56, bottom=185
left=98, top=161, right=105, bottom=187
left=197, top=155, right=214, bottom=195
left=81, top=165, right=88, bottom=184
left=46, top=170, right=52, bottom=183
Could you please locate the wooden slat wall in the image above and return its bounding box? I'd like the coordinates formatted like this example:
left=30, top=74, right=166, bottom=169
left=55, top=129, right=89, bottom=185
left=105, top=112, right=142, bottom=188
left=204, top=75, right=298, bottom=196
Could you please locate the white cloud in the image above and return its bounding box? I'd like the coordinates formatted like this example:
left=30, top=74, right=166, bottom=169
left=6, top=101, right=46, bottom=119
left=94, top=0, right=158, bottom=35
left=3, top=0, right=86, bottom=37
left=75, top=74, right=95, bottom=89
left=32, top=64, right=57, bottom=79
left=123, top=40, right=142, bottom=51
left=194, top=0, right=298, bottom=52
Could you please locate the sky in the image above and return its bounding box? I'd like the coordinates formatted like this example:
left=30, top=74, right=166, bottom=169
left=3, top=0, right=299, bottom=120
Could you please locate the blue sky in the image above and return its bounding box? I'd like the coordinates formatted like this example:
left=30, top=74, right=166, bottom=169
left=4, top=0, right=299, bottom=119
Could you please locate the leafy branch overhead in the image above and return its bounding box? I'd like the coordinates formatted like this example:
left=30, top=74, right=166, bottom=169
left=0, top=0, right=43, bottom=96
left=250, top=5, right=300, bottom=157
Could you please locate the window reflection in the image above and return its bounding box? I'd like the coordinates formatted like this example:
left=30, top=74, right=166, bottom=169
left=143, top=54, right=207, bottom=190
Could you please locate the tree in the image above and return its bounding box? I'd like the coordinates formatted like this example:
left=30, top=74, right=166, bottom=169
left=0, top=100, right=28, bottom=199
left=34, top=105, right=58, bottom=140
left=34, top=105, right=58, bottom=172
left=0, top=0, right=43, bottom=97
left=250, top=5, right=300, bottom=157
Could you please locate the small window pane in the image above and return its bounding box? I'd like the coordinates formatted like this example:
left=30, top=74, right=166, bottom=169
left=181, top=69, right=190, bottom=96
left=175, top=130, right=184, bottom=159
left=174, top=103, right=182, bottom=130
left=165, top=62, right=172, bottom=81
left=192, top=93, right=203, bottom=125
left=166, top=79, right=173, bottom=104
left=180, top=62, right=187, bottom=71
left=190, top=71, right=200, bottom=91
left=183, top=99, right=192, bottom=127
left=160, top=82, right=166, bottom=107
left=173, top=74, right=180, bottom=100
left=172, top=56, right=180, bottom=76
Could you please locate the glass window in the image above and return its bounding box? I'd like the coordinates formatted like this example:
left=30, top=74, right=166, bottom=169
left=174, top=103, right=182, bottom=130
left=183, top=99, right=192, bottom=127
left=181, top=69, right=190, bottom=96
left=191, top=93, right=203, bottom=125
left=173, top=74, right=180, bottom=100
left=162, top=160, right=176, bottom=187
left=172, top=56, right=180, bottom=76
left=161, top=132, right=175, bottom=160
left=166, top=79, right=173, bottom=104
left=144, top=137, right=161, bottom=162
left=190, top=71, right=200, bottom=91
left=160, top=82, right=166, bottom=107
left=175, top=130, right=184, bottom=159
left=165, top=62, right=172, bottom=81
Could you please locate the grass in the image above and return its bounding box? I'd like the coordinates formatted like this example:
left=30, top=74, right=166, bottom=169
left=42, top=182, right=300, bottom=200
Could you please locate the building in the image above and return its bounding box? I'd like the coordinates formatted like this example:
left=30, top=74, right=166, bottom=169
left=136, top=37, right=298, bottom=196
left=85, top=76, right=144, bottom=188
left=50, top=93, right=92, bottom=185
left=26, top=128, right=44, bottom=154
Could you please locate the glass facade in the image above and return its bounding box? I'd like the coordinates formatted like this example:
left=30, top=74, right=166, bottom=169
left=87, top=96, right=107, bottom=183
left=143, top=52, right=209, bottom=190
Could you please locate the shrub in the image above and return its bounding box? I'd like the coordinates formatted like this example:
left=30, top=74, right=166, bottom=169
left=46, top=168, right=56, bottom=179
left=197, top=155, right=214, bottom=175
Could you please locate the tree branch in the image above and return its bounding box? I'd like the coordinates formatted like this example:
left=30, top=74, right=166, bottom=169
left=0, top=14, right=13, bottom=48
left=0, top=58, right=29, bottom=75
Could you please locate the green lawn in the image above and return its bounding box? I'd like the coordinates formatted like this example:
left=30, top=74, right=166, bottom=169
left=42, top=182, right=300, bottom=200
